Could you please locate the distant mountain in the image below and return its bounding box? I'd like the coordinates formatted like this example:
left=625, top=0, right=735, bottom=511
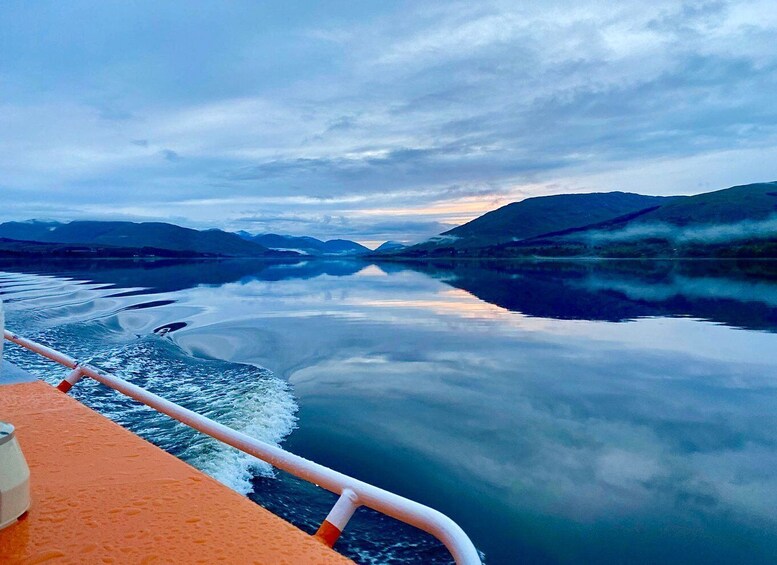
left=0, top=237, right=226, bottom=259
left=240, top=233, right=369, bottom=255
left=380, top=182, right=777, bottom=259
left=0, top=220, right=63, bottom=242
left=235, top=230, right=255, bottom=240
left=0, top=220, right=286, bottom=257
left=375, top=241, right=406, bottom=253
left=321, top=239, right=370, bottom=254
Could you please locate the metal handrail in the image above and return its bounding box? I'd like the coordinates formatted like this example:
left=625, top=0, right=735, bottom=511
left=3, top=329, right=481, bottom=565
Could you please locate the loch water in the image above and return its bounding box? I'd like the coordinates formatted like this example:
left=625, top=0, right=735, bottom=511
left=1, top=258, right=777, bottom=564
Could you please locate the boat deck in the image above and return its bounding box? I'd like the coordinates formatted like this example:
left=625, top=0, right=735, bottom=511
left=0, top=379, right=351, bottom=564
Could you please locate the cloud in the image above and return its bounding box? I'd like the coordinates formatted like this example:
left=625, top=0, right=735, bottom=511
left=0, top=1, right=776, bottom=240
left=160, top=148, right=180, bottom=162
left=230, top=212, right=450, bottom=244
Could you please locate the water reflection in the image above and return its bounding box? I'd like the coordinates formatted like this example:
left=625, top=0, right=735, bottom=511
left=0, top=257, right=365, bottom=293
left=401, top=259, right=777, bottom=332
left=4, top=258, right=777, bottom=332
left=1, top=258, right=776, bottom=564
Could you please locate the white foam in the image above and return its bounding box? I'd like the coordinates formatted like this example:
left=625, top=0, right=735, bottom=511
left=191, top=376, right=298, bottom=494
left=0, top=271, right=300, bottom=497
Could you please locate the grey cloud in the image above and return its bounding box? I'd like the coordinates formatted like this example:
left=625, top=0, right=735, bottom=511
left=161, top=149, right=181, bottom=162
left=221, top=141, right=569, bottom=196
left=324, top=115, right=359, bottom=133
left=1, top=1, right=777, bottom=240
left=96, top=106, right=135, bottom=121
left=231, top=213, right=449, bottom=243
left=647, top=1, right=728, bottom=33
left=233, top=214, right=317, bottom=226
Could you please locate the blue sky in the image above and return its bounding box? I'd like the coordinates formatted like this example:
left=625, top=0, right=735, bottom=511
left=1, top=1, right=776, bottom=246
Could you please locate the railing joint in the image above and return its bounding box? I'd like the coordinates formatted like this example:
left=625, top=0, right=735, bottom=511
left=57, top=366, right=85, bottom=393
left=315, top=488, right=360, bottom=548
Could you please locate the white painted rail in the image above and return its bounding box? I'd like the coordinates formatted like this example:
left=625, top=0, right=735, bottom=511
left=3, top=329, right=482, bottom=565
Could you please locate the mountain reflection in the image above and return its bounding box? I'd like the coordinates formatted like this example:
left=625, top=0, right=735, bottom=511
left=3, top=258, right=777, bottom=333
left=394, top=259, right=777, bottom=333
left=0, top=258, right=366, bottom=293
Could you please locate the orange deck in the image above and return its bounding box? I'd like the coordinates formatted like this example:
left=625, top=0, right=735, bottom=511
left=0, top=380, right=351, bottom=564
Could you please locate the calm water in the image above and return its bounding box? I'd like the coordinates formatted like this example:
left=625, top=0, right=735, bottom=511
left=2, top=258, right=777, bottom=564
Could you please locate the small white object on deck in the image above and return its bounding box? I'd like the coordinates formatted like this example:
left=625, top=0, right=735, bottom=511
left=0, top=421, right=31, bottom=530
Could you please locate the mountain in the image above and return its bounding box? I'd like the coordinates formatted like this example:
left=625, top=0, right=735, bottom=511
left=0, top=220, right=63, bottom=242
left=0, top=220, right=284, bottom=257
left=380, top=182, right=777, bottom=259
left=628, top=182, right=777, bottom=226
left=439, top=192, right=673, bottom=248
left=235, top=230, right=255, bottom=240
left=528, top=181, right=777, bottom=246
left=0, top=237, right=223, bottom=259
left=320, top=239, right=370, bottom=254
left=241, top=233, right=369, bottom=255
left=375, top=241, right=406, bottom=253
left=521, top=181, right=777, bottom=258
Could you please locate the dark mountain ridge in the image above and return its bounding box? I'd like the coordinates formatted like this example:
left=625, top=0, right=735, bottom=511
left=382, top=182, right=777, bottom=259
left=0, top=220, right=284, bottom=257
left=440, top=192, right=674, bottom=248
left=239, top=232, right=369, bottom=255
left=375, top=241, right=407, bottom=253
left=629, top=182, right=777, bottom=226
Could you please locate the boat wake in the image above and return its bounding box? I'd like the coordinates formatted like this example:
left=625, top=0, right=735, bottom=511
left=91, top=336, right=298, bottom=495
left=0, top=269, right=458, bottom=564
left=0, top=272, right=298, bottom=496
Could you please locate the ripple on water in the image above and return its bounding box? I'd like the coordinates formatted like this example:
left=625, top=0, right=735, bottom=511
left=1, top=272, right=299, bottom=496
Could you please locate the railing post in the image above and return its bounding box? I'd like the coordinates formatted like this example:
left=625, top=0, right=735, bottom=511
left=0, top=298, right=4, bottom=364
left=315, top=488, right=359, bottom=547
left=57, top=367, right=84, bottom=393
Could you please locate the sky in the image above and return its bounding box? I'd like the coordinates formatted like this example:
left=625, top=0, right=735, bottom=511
left=1, top=1, right=777, bottom=247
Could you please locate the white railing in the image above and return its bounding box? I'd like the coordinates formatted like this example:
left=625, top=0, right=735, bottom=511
left=3, top=329, right=482, bottom=565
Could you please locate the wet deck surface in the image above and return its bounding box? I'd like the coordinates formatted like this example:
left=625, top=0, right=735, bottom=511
left=0, top=380, right=351, bottom=564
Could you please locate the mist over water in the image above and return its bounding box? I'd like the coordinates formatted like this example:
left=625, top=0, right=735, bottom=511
left=585, top=214, right=777, bottom=244
left=2, top=258, right=777, bottom=564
